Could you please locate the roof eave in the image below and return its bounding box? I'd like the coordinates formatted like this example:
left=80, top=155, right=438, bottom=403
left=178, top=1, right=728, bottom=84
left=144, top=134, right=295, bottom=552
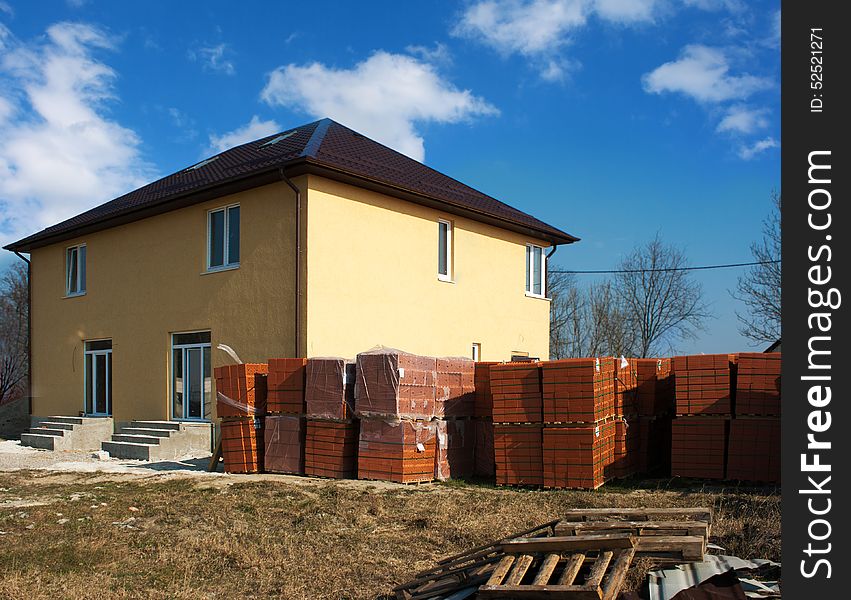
left=4, top=156, right=579, bottom=252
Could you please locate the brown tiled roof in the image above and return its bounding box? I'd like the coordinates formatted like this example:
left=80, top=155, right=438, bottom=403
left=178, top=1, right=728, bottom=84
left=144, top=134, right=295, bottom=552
left=5, top=119, right=578, bottom=251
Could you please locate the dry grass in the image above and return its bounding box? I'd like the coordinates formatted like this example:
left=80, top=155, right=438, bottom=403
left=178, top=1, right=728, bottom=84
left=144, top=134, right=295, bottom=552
left=0, top=472, right=780, bottom=599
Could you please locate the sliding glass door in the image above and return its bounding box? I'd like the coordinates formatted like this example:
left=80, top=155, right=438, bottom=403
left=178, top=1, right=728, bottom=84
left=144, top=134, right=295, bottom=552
left=84, top=340, right=112, bottom=416
left=172, top=332, right=211, bottom=420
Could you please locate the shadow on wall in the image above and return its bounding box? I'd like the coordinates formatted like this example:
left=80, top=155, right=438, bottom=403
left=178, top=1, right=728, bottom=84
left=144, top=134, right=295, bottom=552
left=0, top=396, right=29, bottom=439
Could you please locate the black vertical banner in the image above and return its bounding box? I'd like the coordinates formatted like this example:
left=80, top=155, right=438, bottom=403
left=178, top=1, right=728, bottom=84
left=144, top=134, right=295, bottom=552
left=782, top=1, right=850, bottom=596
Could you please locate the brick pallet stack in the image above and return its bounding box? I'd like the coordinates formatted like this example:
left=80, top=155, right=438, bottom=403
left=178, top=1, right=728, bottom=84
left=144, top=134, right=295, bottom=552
left=355, top=348, right=438, bottom=484
left=434, top=358, right=476, bottom=480
left=541, top=357, right=616, bottom=489
left=473, top=362, right=497, bottom=478
left=671, top=354, right=734, bottom=479
left=304, top=358, right=359, bottom=479
left=491, top=362, right=543, bottom=486
left=214, top=363, right=268, bottom=474
left=612, top=358, right=639, bottom=479
left=264, top=358, right=307, bottom=475
left=727, top=352, right=781, bottom=483
left=635, top=358, right=674, bottom=475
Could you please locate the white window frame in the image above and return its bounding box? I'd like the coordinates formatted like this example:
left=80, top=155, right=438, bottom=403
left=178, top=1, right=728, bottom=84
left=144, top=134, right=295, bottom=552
left=206, top=204, right=240, bottom=272
left=472, top=343, right=481, bottom=362
left=65, top=243, right=86, bottom=297
left=84, top=339, right=112, bottom=416
left=171, top=330, right=212, bottom=422
left=525, top=243, right=546, bottom=298
left=438, top=219, right=453, bottom=282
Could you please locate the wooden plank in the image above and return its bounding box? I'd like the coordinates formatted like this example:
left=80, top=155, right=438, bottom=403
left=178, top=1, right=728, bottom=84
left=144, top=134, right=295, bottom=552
left=409, top=574, right=491, bottom=600
left=502, top=534, right=635, bottom=553
left=584, top=551, right=613, bottom=590
left=634, top=535, right=705, bottom=561
left=559, top=507, right=712, bottom=524
left=436, top=519, right=560, bottom=565
left=505, top=554, right=535, bottom=585
left=557, top=553, right=585, bottom=585
left=601, top=548, right=636, bottom=600
left=478, top=584, right=603, bottom=599
left=487, top=555, right=516, bottom=585
left=531, top=553, right=560, bottom=585
left=395, top=555, right=501, bottom=591
left=207, top=435, right=223, bottom=472
left=555, top=520, right=709, bottom=539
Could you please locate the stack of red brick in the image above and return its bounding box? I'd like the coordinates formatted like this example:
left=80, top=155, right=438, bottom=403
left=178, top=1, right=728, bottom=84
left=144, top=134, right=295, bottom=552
left=541, top=358, right=617, bottom=489
left=214, top=363, right=268, bottom=474
left=264, top=358, right=307, bottom=475
left=671, top=354, right=734, bottom=480
left=472, top=362, right=497, bottom=478
left=727, top=353, right=780, bottom=483
left=671, top=352, right=781, bottom=483
left=354, top=348, right=476, bottom=484
left=304, top=358, right=359, bottom=479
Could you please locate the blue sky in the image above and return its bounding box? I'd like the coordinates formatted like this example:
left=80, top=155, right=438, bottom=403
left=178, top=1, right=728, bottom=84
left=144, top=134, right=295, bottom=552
left=0, top=0, right=780, bottom=353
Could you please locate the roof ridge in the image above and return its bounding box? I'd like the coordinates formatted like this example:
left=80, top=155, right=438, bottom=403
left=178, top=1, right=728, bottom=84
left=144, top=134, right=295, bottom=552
left=300, top=118, right=333, bottom=158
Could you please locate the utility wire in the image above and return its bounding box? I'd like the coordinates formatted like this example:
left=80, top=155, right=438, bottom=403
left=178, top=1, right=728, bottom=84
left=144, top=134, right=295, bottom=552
left=551, top=259, right=780, bottom=275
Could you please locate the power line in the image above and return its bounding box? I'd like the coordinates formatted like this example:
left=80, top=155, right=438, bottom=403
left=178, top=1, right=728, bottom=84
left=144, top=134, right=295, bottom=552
left=551, top=259, right=780, bottom=275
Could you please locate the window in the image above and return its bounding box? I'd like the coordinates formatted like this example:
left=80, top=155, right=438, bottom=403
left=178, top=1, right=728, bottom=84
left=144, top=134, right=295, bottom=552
left=438, top=220, right=452, bottom=281
left=472, top=343, right=481, bottom=362
left=208, top=204, right=240, bottom=270
left=525, top=244, right=546, bottom=297
left=66, top=244, right=86, bottom=296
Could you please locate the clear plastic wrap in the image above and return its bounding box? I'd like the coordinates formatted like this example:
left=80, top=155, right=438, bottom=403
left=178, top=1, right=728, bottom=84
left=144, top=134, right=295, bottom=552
left=473, top=419, right=495, bottom=478
left=434, top=419, right=475, bottom=481
left=214, top=364, right=268, bottom=418
left=264, top=414, right=305, bottom=474
left=354, top=346, right=437, bottom=420
left=305, top=357, right=355, bottom=420
left=435, top=357, right=476, bottom=418
left=357, top=418, right=437, bottom=483
left=267, top=358, right=307, bottom=414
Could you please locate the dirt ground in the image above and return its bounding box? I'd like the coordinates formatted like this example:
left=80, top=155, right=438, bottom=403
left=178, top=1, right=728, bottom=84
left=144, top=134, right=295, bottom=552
left=0, top=440, right=781, bottom=599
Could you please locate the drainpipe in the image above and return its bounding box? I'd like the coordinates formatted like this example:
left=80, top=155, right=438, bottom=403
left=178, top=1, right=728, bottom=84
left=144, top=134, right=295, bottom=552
left=13, top=252, right=31, bottom=416
left=278, top=170, right=302, bottom=358
left=546, top=245, right=557, bottom=295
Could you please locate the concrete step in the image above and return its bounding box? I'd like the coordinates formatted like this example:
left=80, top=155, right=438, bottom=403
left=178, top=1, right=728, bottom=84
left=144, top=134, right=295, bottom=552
left=111, top=433, right=162, bottom=445
left=101, top=441, right=154, bottom=461
left=119, top=427, right=174, bottom=438
left=44, top=416, right=84, bottom=425
left=39, top=422, right=75, bottom=431
left=29, top=427, right=66, bottom=437
left=131, top=420, right=181, bottom=431
left=20, top=433, right=57, bottom=450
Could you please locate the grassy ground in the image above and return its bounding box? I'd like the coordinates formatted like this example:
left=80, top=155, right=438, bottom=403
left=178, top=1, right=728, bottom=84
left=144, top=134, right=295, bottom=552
left=0, top=471, right=780, bottom=599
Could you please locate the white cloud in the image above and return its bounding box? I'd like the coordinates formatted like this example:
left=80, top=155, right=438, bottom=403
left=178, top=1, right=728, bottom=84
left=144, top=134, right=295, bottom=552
left=66, top=0, right=89, bottom=7
left=260, top=51, right=498, bottom=162
left=0, top=1, right=13, bottom=16
left=642, top=44, right=771, bottom=103
left=405, top=42, right=453, bottom=66
left=0, top=22, right=154, bottom=247
left=682, top=0, right=744, bottom=12
left=208, top=115, right=281, bottom=153
left=593, top=0, right=659, bottom=23
left=188, top=43, right=235, bottom=76
left=454, top=0, right=588, bottom=56
left=453, top=0, right=663, bottom=79
left=771, top=10, right=780, bottom=46
left=737, top=136, right=778, bottom=160
left=716, top=104, right=769, bottom=134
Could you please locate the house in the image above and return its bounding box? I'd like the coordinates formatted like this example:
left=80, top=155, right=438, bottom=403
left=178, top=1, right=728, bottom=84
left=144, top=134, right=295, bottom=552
left=5, top=118, right=578, bottom=431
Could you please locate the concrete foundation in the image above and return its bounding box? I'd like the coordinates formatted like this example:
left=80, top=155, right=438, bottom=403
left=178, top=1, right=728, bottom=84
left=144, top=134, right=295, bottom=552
left=20, top=416, right=114, bottom=451
left=102, top=421, right=213, bottom=461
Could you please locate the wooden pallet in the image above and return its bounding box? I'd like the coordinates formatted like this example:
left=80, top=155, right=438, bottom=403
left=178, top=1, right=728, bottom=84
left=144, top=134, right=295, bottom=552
left=479, top=535, right=636, bottom=599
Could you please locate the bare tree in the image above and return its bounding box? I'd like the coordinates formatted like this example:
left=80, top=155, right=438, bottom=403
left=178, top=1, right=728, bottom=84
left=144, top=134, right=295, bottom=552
left=733, top=192, right=781, bottom=344
left=614, top=235, right=710, bottom=357
left=548, top=272, right=587, bottom=359
left=586, top=281, right=636, bottom=357
left=0, top=262, right=29, bottom=405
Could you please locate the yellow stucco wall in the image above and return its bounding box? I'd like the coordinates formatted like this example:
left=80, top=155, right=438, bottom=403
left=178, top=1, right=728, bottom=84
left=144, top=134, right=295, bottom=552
left=303, top=175, right=551, bottom=361
left=29, top=180, right=301, bottom=421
